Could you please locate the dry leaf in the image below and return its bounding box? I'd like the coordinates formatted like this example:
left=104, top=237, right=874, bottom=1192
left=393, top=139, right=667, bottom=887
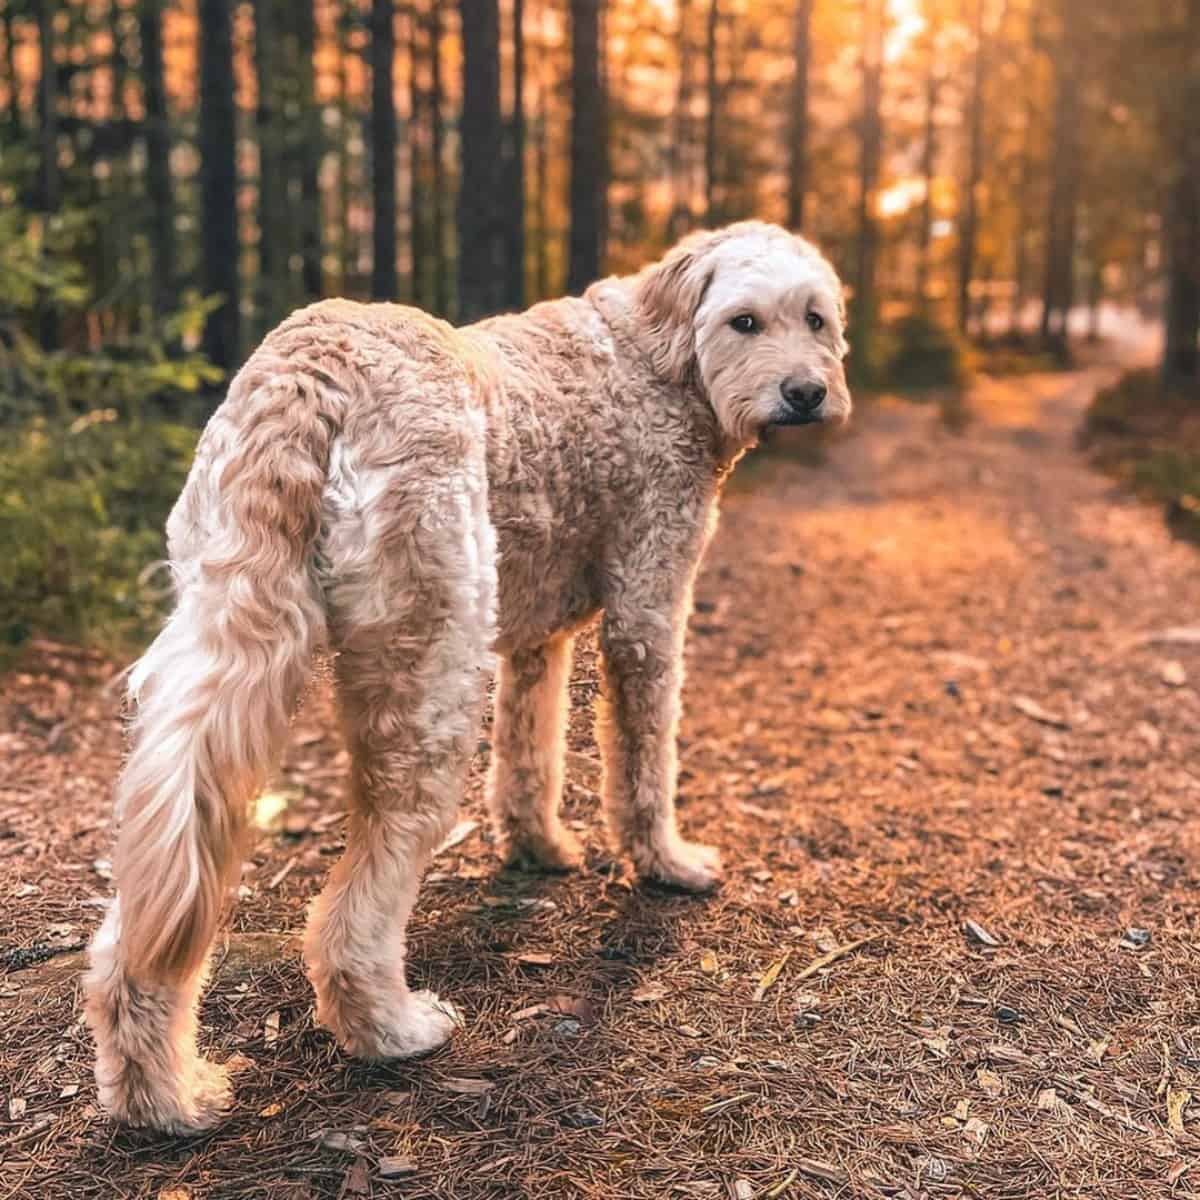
left=953, top=1098, right=971, bottom=1121
left=962, top=1116, right=989, bottom=1144
left=262, top=1010, right=281, bottom=1046
left=344, top=1158, right=370, bottom=1195
left=733, top=1180, right=754, bottom=1200
left=258, top=1101, right=283, bottom=1118
left=700, top=950, right=718, bottom=974
left=8, top=1096, right=26, bottom=1120
left=753, top=951, right=791, bottom=1001
left=1168, top=1087, right=1190, bottom=1135
left=976, top=1067, right=1002, bottom=1097
left=435, top=818, right=478, bottom=855
left=963, top=919, right=1000, bottom=947
left=1087, top=1037, right=1110, bottom=1064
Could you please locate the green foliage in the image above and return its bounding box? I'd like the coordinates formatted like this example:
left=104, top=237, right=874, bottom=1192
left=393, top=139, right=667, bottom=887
left=0, top=414, right=198, bottom=649
left=885, top=306, right=975, bottom=391
left=1085, top=368, right=1200, bottom=542
left=0, top=204, right=218, bottom=651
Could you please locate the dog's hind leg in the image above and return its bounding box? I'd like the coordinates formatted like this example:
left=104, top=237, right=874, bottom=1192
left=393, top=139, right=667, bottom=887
left=487, top=635, right=584, bottom=871
left=304, top=453, right=496, bottom=1060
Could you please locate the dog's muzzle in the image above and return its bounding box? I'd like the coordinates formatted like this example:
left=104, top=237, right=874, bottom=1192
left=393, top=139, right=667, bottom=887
left=770, top=379, right=828, bottom=426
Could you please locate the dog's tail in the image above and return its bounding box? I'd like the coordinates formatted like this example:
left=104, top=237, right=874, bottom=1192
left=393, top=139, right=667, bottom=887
left=111, top=364, right=340, bottom=983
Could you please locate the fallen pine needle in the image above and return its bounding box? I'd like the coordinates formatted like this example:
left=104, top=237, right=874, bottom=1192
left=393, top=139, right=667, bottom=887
left=765, top=1168, right=798, bottom=1197
left=795, top=934, right=879, bottom=982
left=701, top=1093, right=753, bottom=1116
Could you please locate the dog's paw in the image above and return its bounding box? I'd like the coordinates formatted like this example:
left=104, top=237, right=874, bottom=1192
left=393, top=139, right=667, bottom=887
left=637, top=838, right=723, bottom=893
left=342, top=990, right=462, bottom=1061
left=98, top=1054, right=232, bottom=1135
left=504, top=824, right=585, bottom=873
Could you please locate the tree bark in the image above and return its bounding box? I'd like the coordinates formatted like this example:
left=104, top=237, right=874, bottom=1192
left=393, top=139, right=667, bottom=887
left=297, top=0, right=323, bottom=300
left=703, top=0, right=719, bottom=223
left=409, top=0, right=427, bottom=308
left=459, top=0, right=506, bottom=319
left=957, top=0, right=986, bottom=335
left=786, top=0, right=812, bottom=231
left=667, top=0, right=694, bottom=238
left=854, top=0, right=885, bottom=370
left=2, top=6, right=19, bottom=135
left=429, top=0, right=448, bottom=314
left=505, top=0, right=526, bottom=310
left=1039, top=5, right=1082, bottom=357
left=567, top=0, right=604, bottom=293
left=1162, top=0, right=1200, bottom=381
left=371, top=0, right=398, bottom=299
left=33, top=0, right=59, bottom=349
left=254, top=0, right=288, bottom=327
left=915, top=22, right=940, bottom=304
left=199, top=0, right=241, bottom=372
left=139, top=0, right=175, bottom=320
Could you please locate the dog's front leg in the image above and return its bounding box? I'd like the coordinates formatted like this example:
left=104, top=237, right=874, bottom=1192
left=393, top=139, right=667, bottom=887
left=596, top=590, right=722, bottom=892
left=487, top=636, right=585, bottom=871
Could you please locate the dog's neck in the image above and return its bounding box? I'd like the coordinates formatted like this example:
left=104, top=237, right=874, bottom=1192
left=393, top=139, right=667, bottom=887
left=585, top=277, right=746, bottom=479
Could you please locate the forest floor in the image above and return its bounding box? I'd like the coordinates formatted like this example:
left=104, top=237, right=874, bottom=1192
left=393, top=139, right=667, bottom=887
left=4, top=330, right=1200, bottom=1200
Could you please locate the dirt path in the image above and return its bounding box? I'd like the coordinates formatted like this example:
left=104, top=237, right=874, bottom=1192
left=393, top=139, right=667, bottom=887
left=3, top=350, right=1200, bottom=1199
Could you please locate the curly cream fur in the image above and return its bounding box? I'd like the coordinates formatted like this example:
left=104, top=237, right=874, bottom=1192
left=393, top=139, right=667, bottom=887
left=84, top=222, right=849, bottom=1131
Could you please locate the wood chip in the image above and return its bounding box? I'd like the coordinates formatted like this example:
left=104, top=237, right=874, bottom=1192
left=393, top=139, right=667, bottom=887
left=963, top=919, right=1000, bottom=947
left=438, top=1077, right=494, bottom=1095
left=267, top=855, right=298, bottom=890
left=1012, top=695, right=1070, bottom=729
left=262, top=1010, right=280, bottom=1046
left=1168, top=1086, right=1190, bottom=1135
left=795, top=1158, right=848, bottom=1185
left=377, top=1155, right=417, bottom=1178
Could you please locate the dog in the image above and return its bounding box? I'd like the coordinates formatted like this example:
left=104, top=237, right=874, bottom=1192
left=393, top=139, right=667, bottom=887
left=83, top=221, right=851, bottom=1131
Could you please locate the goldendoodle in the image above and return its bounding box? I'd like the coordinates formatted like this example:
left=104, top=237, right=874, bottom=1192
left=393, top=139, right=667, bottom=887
left=84, top=220, right=851, bottom=1131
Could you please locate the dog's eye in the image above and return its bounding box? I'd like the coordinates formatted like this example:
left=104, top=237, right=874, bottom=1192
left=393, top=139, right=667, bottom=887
left=806, top=312, right=825, bottom=332
left=729, top=314, right=759, bottom=334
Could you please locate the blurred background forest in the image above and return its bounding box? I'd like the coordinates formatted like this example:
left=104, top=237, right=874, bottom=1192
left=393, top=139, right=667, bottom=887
left=0, top=0, right=1198, bottom=649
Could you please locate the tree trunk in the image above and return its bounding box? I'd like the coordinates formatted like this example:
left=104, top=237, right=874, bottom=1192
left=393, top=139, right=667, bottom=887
left=957, top=0, right=985, bottom=335
left=703, top=0, right=719, bottom=223
left=254, top=0, right=288, bottom=328
left=199, top=0, right=240, bottom=372
left=1039, top=8, right=1082, bottom=358
left=2, top=6, right=19, bottom=135
left=34, top=0, right=59, bottom=349
left=532, top=0, right=550, bottom=300
left=139, top=0, right=175, bottom=321
left=371, top=0, right=398, bottom=299
left=459, top=0, right=506, bottom=319
left=1161, top=0, right=1200, bottom=382
left=297, top=0, right=323, bottom=300
left=336, top=0, right=355, bottom=293
left=854, top=0, right=885, bottom=373
left=1007, top=7, right=1039, bottom=339
left=915, top=19, right=940, bottom=303
left=409, top=1, right=427, bottom=308
left=667, top=0, right=694, bottom=238
left=567, top=0, right=604, bottom=293
left=505, top=0, right=526, bottom=310
left=429, top=0, right=448, bottom=315
left=786, top=0, right=812, bottom=231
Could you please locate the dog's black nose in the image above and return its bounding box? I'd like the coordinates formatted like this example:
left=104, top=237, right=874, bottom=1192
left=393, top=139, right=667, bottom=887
left=781, top=380, right=827, bottom=413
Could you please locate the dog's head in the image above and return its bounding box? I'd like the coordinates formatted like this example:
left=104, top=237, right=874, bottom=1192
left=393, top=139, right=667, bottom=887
left=634, top=222, right=851, bottom=445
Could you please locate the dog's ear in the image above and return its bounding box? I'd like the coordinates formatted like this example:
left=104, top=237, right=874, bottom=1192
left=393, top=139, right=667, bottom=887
left=635, top=231, right=719, bottom=383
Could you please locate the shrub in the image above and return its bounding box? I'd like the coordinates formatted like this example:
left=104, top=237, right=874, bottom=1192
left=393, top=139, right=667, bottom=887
left=886, top=305, right=974, bottom=391
left=0, top=414, right=198, bottom=649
